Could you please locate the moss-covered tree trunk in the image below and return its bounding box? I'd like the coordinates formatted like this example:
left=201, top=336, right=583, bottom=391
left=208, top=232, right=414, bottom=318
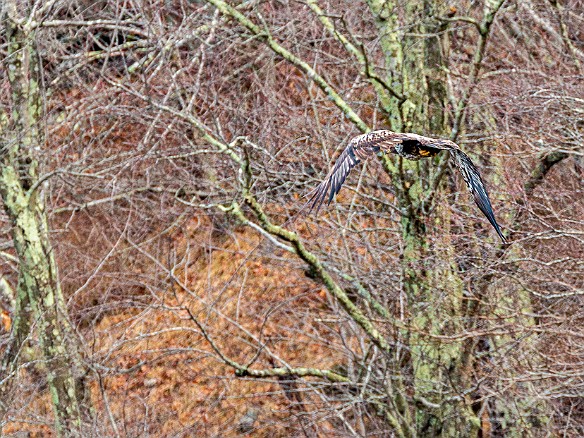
left=0, top=4, right=91, bottom=436
left=366, top=0, right=485, bottom=434
left=364, top=0, right=551, bottom=434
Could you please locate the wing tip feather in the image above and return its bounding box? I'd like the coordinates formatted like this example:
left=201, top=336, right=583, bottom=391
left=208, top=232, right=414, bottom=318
left=305, top=141, right=364, bottom=216
left=451, top=148, right=508, bottom=243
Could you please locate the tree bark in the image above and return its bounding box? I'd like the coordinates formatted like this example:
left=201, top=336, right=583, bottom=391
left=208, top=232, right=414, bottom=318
left=0, top=5, right=92, bottom=436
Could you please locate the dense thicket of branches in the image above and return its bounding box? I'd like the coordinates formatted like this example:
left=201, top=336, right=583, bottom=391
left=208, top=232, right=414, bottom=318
left=1, top=0, right=582, bottom=436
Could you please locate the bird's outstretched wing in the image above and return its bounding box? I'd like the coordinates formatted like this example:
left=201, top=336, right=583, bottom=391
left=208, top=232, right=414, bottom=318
left=306, top=130, right=506, bottom=242
left=449, top=149, right=506, bottom=242
left=306, top=131, right=399, bottom=212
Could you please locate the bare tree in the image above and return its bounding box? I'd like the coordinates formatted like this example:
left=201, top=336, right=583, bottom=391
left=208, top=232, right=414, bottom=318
left=0, top=0, right=582, bottom=436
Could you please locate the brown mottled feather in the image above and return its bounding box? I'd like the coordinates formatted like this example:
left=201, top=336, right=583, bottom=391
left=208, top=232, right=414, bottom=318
left=308, top=130, right=506, bottom=242
left=307, top=133, right=378, bottom=212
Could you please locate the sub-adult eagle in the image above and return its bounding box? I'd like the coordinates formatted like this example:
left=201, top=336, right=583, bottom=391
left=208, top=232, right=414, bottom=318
left=308, top=130, right=506, bottom=242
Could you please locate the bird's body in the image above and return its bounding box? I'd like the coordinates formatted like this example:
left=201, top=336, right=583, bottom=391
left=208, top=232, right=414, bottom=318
left=308, top=130, right=506, bottom=242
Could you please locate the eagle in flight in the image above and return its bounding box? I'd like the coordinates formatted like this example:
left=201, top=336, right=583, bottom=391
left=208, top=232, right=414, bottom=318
left=308, top=130, right=506, bottom=242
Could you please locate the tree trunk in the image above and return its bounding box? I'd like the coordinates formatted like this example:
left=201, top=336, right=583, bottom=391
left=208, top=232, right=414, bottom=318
left=366, top=0, right=485, bottom=434
left=0, top=5, right=91, bottom=436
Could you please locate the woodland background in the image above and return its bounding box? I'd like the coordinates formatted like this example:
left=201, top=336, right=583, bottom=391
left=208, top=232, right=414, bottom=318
left=0, top=0, right=582, bottom=436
